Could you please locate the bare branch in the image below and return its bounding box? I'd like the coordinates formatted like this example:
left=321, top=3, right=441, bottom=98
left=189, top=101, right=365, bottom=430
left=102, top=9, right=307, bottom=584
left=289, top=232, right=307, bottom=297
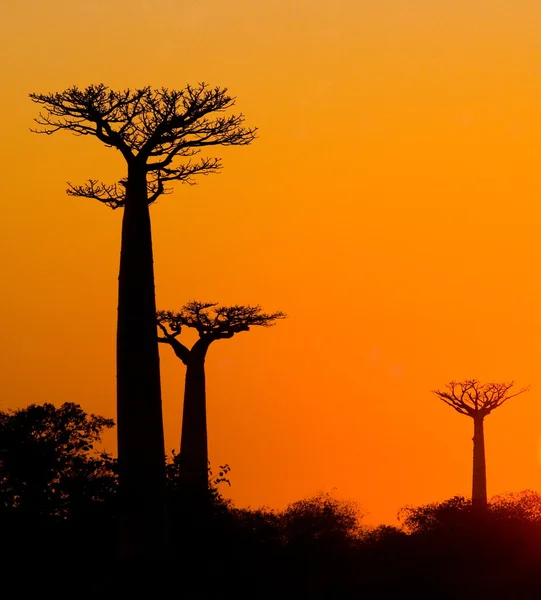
left=157, top=157, right=222, bottom=186
left=432, top=380, right=530, bottom=419
left=67, top=175, right=173, bottom=209
left=156, top=320, right=178, bottom=339
left=30, top=84, right=136, bottom=160
left=157, top=302, right=286, bottom=341
left=156, top=318, right=191, bottom=364
left=66, top=179, right=126, bottom=210
left=30, top=82, right=257, bottom=204
left=30, top=83, right=256, bottom=158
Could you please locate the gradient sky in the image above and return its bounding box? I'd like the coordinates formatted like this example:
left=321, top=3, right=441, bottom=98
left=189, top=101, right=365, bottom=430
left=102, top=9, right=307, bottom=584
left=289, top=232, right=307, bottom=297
left=2, top=0, right=541, bottom=525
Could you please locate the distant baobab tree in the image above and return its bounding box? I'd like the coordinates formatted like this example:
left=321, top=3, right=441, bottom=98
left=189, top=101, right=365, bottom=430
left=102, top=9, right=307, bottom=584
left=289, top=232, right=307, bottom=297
left=29, top=84, right=256, bottom=557
left=157, top=301, right=285, bottom=506
left=432, top=379, right=530, bottom=510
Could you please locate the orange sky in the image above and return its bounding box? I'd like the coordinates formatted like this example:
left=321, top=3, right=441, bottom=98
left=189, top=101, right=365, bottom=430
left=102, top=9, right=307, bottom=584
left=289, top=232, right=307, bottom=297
left=2, top=0, right=541, bottom=526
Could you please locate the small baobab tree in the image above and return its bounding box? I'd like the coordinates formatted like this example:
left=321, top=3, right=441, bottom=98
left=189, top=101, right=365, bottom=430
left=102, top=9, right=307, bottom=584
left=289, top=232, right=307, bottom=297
left=29, top=84, right=256, bottom=557
left=157, top=301, right=285, bottom=506
left=432, top=379, right=529, bottom=510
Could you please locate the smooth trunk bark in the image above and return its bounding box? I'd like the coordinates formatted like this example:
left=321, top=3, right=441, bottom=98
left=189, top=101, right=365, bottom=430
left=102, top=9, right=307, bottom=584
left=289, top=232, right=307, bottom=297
left=472, top=415, right=487, bottom=510
left=116, top=164, right=167, bottom=557
left=179, top=341, right=210, bottom=506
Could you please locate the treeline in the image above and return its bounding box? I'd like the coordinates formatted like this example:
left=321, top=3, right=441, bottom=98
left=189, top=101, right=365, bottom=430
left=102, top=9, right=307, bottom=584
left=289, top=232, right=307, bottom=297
left=2, top=403, right=541, bottom=599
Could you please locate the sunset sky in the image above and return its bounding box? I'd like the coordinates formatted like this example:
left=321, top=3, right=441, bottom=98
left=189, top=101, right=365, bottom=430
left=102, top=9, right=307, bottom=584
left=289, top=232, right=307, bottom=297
left=2, top=0, right=541, bottom=526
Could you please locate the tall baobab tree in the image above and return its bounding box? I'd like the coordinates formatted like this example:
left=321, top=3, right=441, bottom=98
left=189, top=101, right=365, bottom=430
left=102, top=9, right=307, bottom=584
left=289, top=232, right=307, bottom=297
left=157, top=301, right=285, bottom=506
left=29, top=84, right=256, bottom=557
left=432, top=380, right=529, bottom=510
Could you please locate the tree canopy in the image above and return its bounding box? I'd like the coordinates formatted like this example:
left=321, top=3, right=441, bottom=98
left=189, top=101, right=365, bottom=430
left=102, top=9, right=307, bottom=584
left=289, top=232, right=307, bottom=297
left=30, top=83, right=257, bottom=208
left=432, top=379, right=530, bottom=417
left=157, top=300, right=286, bottom=342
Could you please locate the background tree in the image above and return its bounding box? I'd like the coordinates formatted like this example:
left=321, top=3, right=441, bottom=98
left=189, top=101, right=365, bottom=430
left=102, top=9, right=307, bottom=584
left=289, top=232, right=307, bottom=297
left=157, top=301, right=285, bottom=506
left=30, top=84, right=256, bottom=556
left=432, top=380, right=529, bottom=510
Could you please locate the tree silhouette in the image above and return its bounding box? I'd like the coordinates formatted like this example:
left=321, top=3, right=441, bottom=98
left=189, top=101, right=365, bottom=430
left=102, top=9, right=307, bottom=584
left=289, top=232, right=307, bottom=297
left=29, top=84, right=256, bottom=556
left=0, top=402, right=115, bottom=520
left=432, top=380, right=529, bottom=510
left=157, top=301, right=285, bottom=506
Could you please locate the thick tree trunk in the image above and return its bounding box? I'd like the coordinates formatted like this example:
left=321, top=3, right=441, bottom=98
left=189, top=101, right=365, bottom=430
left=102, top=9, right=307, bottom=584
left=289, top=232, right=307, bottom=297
left=472, top=415, right=487, bottom=510
left=116, top=164, right=167, bottom=558
left=179, top=342, right=210, bottom=506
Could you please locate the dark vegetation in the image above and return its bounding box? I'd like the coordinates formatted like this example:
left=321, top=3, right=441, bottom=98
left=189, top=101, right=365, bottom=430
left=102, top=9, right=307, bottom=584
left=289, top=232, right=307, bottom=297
left=2, top=402, right=541, bottom=598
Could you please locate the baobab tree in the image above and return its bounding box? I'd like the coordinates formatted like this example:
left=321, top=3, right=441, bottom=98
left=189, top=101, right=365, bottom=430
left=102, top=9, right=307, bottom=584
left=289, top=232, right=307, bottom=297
left=157, top=301, right=285, bottom=506
left=29, top=84, right=256, bottom=557
left=432, top=379, right=529, bottom=510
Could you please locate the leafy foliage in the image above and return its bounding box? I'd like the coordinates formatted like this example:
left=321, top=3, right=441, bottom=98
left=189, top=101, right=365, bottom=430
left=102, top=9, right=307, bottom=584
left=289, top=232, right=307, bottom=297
left=398, top=495, right=474, bottom=534
left=0, top=402, right=116, bottom=520
left=165, top=448, right=231, bottom=505
left=279, top=491, right=363, bottom=547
